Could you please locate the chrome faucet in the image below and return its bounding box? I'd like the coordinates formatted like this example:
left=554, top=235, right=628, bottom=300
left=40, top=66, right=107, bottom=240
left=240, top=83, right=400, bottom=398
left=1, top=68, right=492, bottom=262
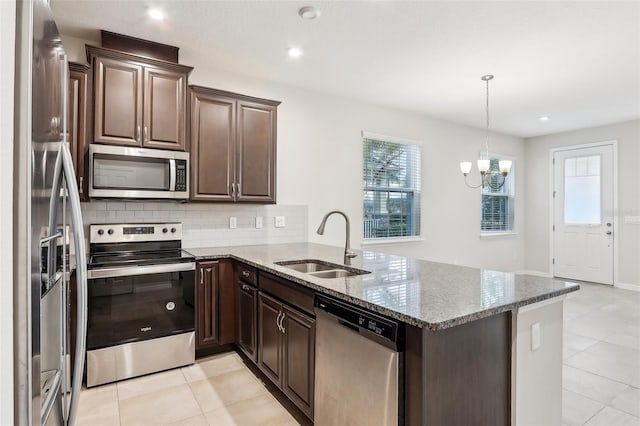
left=316, top=210, right=358, bottom=265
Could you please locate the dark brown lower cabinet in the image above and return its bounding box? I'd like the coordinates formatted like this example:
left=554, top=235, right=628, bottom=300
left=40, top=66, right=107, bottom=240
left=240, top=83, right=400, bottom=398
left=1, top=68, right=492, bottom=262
left=235, top=280, right=258, bottom=362
left=281, top=305, right=315, bottom=419
left=197, top=262, right=219, bottom=349
left=196, top=260, right=235, bottom=354
left=258, top=292, right=315, bottom=420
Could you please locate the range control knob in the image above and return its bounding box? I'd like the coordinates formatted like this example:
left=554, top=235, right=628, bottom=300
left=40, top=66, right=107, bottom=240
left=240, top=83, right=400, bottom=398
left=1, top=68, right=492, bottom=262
left=107, top=229, right=114, bottom=235
left=162, top=228, right=168, bottom=234
left=97, top=229, right=104, bottom=236
left=171, top=227, right=176, bottom=233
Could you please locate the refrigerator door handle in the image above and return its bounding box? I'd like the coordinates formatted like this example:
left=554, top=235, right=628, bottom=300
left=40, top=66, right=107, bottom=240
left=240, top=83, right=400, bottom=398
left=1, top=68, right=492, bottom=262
left=60, top=142, right=87, bottom=426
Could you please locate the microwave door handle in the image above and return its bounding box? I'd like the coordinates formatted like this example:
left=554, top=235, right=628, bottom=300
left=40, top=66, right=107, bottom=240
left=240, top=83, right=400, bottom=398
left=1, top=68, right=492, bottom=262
left=60, top=142, right=88, bottom=426
left=169, top=159, right=176, bottom=191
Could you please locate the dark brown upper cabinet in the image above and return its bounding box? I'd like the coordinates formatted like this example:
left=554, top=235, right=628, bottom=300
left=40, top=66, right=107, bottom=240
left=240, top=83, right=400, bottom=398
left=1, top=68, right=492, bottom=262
left=87, top=45, right=192, bottom=151
left=68, top=62, right=90, bottom=199
left=189, top=86, right=279, bottom=203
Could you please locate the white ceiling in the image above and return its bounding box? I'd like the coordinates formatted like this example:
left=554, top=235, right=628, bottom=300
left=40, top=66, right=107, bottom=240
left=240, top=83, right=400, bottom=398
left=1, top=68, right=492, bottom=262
left=51, top=0, right=640, bottom=138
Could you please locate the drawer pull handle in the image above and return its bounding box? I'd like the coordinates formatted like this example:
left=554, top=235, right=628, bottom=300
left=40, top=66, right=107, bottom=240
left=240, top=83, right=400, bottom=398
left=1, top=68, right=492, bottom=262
left=242, top=271, right=250, bottom=278
left=242, top=284, right=251, bottom=291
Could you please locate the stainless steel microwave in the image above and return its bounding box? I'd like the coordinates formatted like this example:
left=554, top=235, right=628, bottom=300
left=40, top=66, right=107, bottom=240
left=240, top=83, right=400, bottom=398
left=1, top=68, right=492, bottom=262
left=89, top=144, right=189, bottom=200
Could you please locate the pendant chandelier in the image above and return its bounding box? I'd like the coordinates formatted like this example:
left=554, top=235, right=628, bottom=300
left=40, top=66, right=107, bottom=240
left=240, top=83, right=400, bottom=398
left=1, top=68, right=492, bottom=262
left=460, top=75, right=512, bottom=190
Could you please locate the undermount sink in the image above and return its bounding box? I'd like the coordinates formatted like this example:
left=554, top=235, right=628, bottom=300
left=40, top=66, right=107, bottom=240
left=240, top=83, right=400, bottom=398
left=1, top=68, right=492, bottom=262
left=274, top=259, right=370, bottom=279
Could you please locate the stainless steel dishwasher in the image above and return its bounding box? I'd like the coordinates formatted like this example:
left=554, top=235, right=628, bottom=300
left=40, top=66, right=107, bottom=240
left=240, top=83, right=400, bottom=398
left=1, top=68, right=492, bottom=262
left=314, top=295, right=403, bottom=426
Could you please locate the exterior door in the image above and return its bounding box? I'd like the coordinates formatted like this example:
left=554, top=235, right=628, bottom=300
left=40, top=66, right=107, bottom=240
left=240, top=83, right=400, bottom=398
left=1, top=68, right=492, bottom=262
left=553, top=144, right=614, bottom=285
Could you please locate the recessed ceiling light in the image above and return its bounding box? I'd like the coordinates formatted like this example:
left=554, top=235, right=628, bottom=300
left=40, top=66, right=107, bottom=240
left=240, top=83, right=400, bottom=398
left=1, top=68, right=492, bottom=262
left=287, top=47, right=303, bottom=58
left=539, top=115, right=550, bottom=122
left=298, top=6, right=321, bottom=20
left=148, top=8, right=166, bottom=21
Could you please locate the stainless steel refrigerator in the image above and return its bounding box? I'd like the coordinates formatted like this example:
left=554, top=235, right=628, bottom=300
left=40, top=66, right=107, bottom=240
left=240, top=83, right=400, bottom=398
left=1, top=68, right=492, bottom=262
left=13, top=0, right=88, bottom=425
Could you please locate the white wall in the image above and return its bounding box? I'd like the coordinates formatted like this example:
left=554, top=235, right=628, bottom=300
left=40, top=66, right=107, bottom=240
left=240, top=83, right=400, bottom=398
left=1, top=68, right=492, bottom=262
left=525, top=120, right=640, bottom=287
left=1, top=0, right=15, bottom=423
left=62, top=33, right=526, bottom=272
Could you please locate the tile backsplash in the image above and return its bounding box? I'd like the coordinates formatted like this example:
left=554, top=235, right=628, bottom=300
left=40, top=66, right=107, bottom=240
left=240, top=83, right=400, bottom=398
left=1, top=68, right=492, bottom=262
left=81, top=201, right=308, bottom=248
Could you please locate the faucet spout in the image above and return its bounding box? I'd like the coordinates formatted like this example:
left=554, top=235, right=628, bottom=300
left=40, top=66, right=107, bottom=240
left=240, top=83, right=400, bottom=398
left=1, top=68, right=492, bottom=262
left=316, top=210, right=357, bottom=265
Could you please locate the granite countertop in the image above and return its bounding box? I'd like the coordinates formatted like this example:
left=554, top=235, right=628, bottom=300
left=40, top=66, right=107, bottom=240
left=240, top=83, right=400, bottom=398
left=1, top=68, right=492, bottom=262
left=186, top=243, right=579, bottom=330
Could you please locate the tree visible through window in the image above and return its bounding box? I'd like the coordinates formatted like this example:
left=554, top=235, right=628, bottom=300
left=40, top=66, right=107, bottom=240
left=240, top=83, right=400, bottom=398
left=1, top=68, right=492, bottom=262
left=481, top=157, right=514, bottom=232
left=363, top=137, right=421, bottom=239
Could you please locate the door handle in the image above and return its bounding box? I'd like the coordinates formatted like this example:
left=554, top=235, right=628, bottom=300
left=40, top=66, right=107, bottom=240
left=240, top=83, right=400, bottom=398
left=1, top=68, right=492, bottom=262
left=79, top=176, right=83, bottom=195
left=606, top=223, right=612, bottom=227
left=136, top=126, right=141, bottom=143
left=276, top=312, right=283, bottom=332
left=280, top=312, right=285, bottom=334
left=606, top=231, right=612, bottom=235
left=144, top=126, right=148, bottom=143
left=200, top=269, right=204, bottom=285
left=230, top=182, right=235, bottom=198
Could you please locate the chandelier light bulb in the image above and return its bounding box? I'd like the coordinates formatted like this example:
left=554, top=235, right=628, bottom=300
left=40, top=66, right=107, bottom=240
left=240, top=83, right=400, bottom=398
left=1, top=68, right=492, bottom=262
left=499, top=160, right=512, bottom=175
left=477, top=159, right=490, bottom=173
left=459, top=162, right=472, bottom=175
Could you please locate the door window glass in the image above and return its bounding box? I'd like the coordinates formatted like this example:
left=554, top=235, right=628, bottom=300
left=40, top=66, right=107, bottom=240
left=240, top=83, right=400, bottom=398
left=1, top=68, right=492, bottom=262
left=564, top=155, right=601, bottom=224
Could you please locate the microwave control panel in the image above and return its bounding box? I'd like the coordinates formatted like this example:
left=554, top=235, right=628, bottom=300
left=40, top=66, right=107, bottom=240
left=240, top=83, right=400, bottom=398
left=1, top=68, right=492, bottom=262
left=175, top=160, right=187, bottom=192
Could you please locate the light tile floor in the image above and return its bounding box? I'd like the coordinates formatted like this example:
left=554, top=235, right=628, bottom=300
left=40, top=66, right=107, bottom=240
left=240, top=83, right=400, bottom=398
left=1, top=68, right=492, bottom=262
left=562, top=282, right=640, bottom=426
left=76, top=282, right=640, bottom=426
left=75, top=352, right=299, bottom=426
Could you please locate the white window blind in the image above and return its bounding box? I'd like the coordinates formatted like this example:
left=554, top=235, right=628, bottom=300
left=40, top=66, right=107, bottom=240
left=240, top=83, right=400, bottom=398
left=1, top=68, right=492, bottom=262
left=481, top=157, right=514, bottom=232
left=363, top=135, right=421, bottom=239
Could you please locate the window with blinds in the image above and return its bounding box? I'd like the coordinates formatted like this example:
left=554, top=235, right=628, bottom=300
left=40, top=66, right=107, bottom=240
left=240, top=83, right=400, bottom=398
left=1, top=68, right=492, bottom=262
left=481, top=157, right=514, bottom=232
left=363, top=135, right=421, bottom=240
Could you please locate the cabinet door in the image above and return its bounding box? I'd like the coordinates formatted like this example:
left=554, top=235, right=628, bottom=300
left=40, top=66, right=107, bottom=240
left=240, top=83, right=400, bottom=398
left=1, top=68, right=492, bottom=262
left=190, top=89, right=236, bottom=201
left=218, top=260, right=235, bottom=345
left=196, top=263, right=219, bottom=350
left=282, top=305, right=315, bottom=419
left=93, top=56, right=143, bottom=146
left=258, top=293, right=283, bottom=386
left=236, top=100, right=276, bottom=203
left=68, top=63, right=89, bottom=200
left=235, top=281, right=257, bottom=362
left=143, top=67, right=187, bottom=151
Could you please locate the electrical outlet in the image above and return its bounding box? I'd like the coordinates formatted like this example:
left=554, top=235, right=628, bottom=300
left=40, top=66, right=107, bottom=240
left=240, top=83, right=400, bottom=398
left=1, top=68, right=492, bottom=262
left=531, top=322, right=541, bottom=351
left=255, top=216, right=263, bottom=229
left=275, top=216, right=286, bottom=228
left=229, top=217, right=237, bottom=229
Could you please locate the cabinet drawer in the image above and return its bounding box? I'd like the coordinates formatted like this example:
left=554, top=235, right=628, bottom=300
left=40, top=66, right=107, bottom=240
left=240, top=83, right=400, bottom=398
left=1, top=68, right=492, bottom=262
left=259, top=272, right=314, bottom=316
left=235, top=262, right=257, bottom=286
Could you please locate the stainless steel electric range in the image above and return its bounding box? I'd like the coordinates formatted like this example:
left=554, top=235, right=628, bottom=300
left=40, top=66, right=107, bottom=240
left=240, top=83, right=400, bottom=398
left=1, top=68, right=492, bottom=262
left=86, top=223, right=196, bottom=387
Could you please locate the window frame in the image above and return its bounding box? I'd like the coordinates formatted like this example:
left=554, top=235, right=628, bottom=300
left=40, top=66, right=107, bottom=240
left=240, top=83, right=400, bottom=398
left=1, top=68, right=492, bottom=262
left=362, top=132, right=422, bottom=244
left=480, top=152, right=516, bottom=236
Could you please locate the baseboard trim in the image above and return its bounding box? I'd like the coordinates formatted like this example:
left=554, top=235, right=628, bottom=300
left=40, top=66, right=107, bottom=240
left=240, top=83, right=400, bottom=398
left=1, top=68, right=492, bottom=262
left=615, top=282, right=640, bottom=292
left=514, top=270, right=553, bottom=278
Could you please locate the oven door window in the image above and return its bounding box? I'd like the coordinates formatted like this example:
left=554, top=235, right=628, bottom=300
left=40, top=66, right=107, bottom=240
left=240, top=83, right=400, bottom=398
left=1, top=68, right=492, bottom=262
left=87, top=270, right=195, bottom=350
left=92, top=153, right=170, bottom=190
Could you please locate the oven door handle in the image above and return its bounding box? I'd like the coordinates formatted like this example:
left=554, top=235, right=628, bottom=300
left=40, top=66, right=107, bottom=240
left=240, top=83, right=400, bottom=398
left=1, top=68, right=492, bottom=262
left=87, top=262, right=196, bottom=279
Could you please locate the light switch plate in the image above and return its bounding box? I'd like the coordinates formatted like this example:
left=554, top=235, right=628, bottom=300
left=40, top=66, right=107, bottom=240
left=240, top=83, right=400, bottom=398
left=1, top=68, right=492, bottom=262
left=229, top=217, right=237, bottom=229
left=275, top=216, right=286, bottom=228
left=531, top=322, right=541, bottom=351
left=255, top=216, right=263, bottom=229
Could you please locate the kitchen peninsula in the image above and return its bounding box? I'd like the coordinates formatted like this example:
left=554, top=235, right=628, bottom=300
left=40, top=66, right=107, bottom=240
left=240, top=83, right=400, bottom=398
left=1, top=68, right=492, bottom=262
left=188, top=242, right=579, bottom=425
